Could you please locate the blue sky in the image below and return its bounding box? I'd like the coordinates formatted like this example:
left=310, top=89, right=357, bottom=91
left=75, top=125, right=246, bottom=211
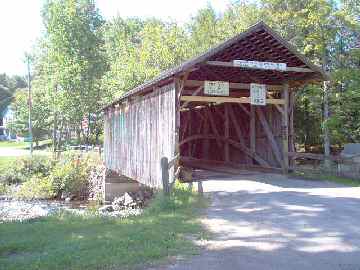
left=0, top=0, right=230, bottom=76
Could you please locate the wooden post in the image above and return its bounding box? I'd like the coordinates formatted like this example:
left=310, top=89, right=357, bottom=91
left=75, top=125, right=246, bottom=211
left=282, top=83, right=289, bottom=173
left=188, top=110, right=193, bottom=156
left=161, top=157, right=170, bottom=195
left=250, top=105, right=256, bottom=164
left=202, top=113, right=210, bottom=159
left=289, top=90, right=295, bottom=168
left=198, top=181, right=203, bottom=196
left=224, top=104, right=230, bottom=162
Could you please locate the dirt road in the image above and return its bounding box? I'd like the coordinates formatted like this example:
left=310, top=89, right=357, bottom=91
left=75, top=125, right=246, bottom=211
left=162, top=173, right=360, bottom=270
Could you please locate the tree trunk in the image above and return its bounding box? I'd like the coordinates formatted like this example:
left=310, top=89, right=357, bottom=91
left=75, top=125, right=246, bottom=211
left=304, top=98, right=310, bottom=152
left=323, top=80, right=331, bottom=168
left=53, top=111, right=58, bottom=154
left=322, top=50, right=331, bottom=169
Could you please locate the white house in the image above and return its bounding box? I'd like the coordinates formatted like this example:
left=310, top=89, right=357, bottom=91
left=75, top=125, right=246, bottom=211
left=0, top=106, right=15, bottom=140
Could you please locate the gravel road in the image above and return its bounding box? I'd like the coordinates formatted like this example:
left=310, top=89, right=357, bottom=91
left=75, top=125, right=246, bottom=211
left=159, top=173, right=360, bottom=270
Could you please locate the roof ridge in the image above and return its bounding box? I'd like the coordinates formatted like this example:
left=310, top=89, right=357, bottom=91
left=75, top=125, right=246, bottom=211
left=104, top=21, right=326, bottom=110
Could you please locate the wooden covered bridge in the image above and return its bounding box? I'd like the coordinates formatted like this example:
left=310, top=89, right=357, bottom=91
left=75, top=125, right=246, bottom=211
left=103, top=21, right=327, bottom=193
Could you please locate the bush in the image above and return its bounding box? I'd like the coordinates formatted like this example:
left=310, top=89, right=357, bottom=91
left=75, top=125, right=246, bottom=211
left=2, top=152, right=102, bottom=200
left=0, top=183, right=8, bottom=195
left=0, top=156, right=54, bottom=185
left=49, top=152, right=100, bottom=199
left=16, top=175, right=55, bottom=199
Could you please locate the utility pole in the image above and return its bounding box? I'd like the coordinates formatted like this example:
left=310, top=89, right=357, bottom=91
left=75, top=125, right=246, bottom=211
left=26, top=54, right=33, bottom=156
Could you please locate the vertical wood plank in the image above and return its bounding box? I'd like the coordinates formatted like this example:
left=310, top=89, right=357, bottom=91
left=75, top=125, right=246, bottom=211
left=282, top=83, right=289, bottom=173
left=103, top=83, right=176, bottom=188
left=250, top=105, right=256, bottom=164
left=224, top=104, right=230, bottom=162
left=174, top=78, right=181, bottom=181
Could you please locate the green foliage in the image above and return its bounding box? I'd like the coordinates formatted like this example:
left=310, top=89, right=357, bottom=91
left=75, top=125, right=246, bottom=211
left=0, top=73, right=26, bottom=118
left=0, top=156, right=54, bottom=185
left=0, top=184, right=206, bottom=270
left=49, top=153, right=97, bottom=198
left=147, top=181, right=203, bottom=213
left=9, top=0, right=360, bottom=152
left=292, top=171, right=360, bottom=186
left=102, top=17, right=191, bottom=100
left=34, top=0, right=107, bottom=146
left=8, top=88, right=52, bottom=142
left=0, top=153, right=101, bottom=199
left=16, top=175, right=56, bottom=199
left=0, top=183, right=8, bottom=195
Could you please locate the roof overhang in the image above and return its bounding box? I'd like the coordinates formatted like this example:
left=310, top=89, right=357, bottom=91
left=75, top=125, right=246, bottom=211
left=103, top=21, right=327, bottom=110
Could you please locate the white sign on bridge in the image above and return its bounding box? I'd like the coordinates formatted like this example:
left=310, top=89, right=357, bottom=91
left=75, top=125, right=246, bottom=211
left=233, top=60, right=287, bottom=71
left=204, top=81, right=229, bottom=96
left=250, top=83, right=266, bottom=106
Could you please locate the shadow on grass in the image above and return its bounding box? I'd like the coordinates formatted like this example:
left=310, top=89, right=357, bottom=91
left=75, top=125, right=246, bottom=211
left=0, top=184, right=207, bottom=270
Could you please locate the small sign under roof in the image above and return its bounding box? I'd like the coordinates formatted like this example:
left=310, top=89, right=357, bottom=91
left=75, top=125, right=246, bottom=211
left=233, top=60, right=287, bottom=71
left=250, top=83, right=266, bottom=106
left=204, top=81, right=229, bottom=96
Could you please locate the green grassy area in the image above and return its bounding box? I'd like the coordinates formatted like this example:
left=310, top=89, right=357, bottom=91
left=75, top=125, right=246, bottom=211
left=0, top=141, right=28, bottom=149
left=0, top=184, right=208, bottom=270
left=0, top=156, right=18, bottom=170
left=0, top=139, right=52, bottom=150
left=291, top=171, right=360, bottom=186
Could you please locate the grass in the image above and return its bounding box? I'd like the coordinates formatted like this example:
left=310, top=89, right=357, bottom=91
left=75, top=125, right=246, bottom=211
left=291, top=171, right=360, bottom=186
left=0, top=139, right=52, bottom=150
left=0, top=156, right=18, bottom=170
left=0, top=141, right=28, bottom=149
left=0, top=183, right=208, bottom=270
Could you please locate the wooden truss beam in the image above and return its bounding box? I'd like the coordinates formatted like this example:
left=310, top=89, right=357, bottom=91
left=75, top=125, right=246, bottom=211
left=256, top=107, right=284, bottom=168
left=179, top=134, right=272, bottom=168
left=184, top=80, right=282, bottom=91
left=227, top=105, right=270, bottom=167
left=181, top=157, right=283, bottom=175
left=206, top=61, right=315, bottom=73
left=180, top=96, right=285, bottom=105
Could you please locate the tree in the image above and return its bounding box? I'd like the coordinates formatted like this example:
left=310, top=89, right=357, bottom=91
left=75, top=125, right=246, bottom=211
left=0, top=74, right=26, bottom=118
left=8, top=87, right=52, bottom=146
left=102, top=17, right=190, bottom=100
left=40, top=0, right=107, bottom=147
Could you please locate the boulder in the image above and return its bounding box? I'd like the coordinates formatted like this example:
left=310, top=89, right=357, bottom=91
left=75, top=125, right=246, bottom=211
left=98, top=205, right=114, bottom=212
left=112, top=192, right=136, bottom=210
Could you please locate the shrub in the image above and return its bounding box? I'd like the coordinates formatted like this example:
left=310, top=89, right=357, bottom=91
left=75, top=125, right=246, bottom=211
left=16, top=175, right=55, bottom=199
left=49, top=152, right=100, bottom=199
left=2, top=152, right=102, bottom=200
left=0, top=156, right=54, bottom=185
left=0, top=183, right=8, bottom=195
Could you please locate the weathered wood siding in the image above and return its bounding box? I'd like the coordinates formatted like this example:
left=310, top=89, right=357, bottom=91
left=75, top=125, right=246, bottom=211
left=104, top=83, right=176, bottom=187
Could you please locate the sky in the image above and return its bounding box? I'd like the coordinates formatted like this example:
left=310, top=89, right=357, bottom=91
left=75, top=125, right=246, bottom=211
left=0, top=0, right=231, bottom=77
